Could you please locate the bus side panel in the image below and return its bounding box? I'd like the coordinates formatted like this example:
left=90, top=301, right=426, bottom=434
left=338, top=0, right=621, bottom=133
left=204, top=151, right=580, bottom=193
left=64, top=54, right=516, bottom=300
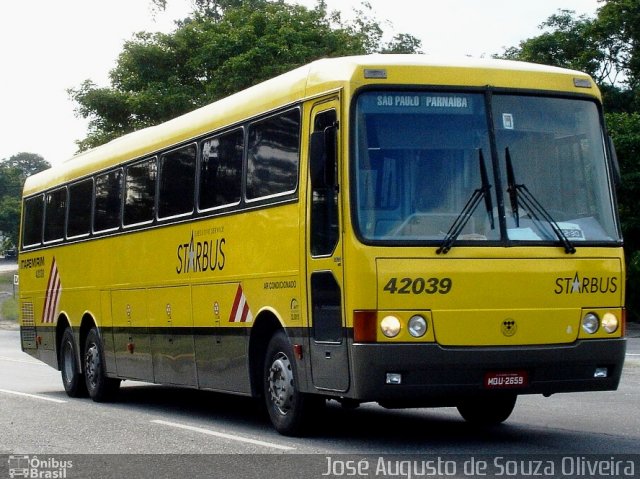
left=148, top=286, right=197, bottom=386
left=111, top=289, right=153, bottom=381
left=193, top=282, right=251, bottom=394
left=101, top=289, right=117, bottom=376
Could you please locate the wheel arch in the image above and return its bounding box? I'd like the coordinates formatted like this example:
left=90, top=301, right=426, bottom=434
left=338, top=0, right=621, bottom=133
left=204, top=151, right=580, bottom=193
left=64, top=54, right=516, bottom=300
left=79, top=312, right=98, bottom=360
left=55, top=313, right=72, bottom=371
left=248, top=309, right=285, bottom=397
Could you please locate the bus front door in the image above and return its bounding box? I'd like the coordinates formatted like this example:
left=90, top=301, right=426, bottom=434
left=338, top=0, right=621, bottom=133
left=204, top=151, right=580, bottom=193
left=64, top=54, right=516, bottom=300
left=306, top=101, right=349, bottom=392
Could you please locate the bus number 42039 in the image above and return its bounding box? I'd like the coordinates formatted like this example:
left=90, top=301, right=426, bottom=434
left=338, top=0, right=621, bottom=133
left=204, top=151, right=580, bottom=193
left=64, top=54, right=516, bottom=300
left=383, top=277, right=452, bottom=295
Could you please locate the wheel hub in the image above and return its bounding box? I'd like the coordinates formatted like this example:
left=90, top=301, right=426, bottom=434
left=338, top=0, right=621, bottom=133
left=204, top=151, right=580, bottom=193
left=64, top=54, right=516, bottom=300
left=267, top=353, right=294, bottom=415
left=85, top=343, right=99, bottom=388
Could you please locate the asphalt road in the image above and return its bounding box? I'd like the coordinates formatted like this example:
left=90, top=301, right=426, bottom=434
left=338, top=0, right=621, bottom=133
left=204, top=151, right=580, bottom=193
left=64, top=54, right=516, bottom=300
left=0, top=328, right=638, bottom=478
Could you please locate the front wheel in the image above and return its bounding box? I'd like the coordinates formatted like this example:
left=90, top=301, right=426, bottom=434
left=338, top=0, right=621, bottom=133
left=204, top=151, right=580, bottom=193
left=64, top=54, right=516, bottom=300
left=263, top=331, right=321, bottom=436
left=457, top=395, right=517, bottom=426
left=84, top=327, right=120, bottom=402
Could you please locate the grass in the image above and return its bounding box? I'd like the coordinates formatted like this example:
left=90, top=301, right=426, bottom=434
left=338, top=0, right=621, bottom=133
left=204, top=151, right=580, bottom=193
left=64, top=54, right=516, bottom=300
left=1, top=299, right=18, bottom=322
left=0, top=271, right=18, bottom=322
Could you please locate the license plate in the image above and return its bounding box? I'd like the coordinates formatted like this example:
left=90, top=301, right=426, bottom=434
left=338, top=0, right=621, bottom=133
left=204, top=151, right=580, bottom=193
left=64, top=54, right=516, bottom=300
left=484, top=371, right=529, bottom=389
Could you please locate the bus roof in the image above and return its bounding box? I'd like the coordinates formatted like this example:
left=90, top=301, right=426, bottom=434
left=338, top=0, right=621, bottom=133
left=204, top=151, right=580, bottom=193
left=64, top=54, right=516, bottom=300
left=23, top=54, right=598, bottom=196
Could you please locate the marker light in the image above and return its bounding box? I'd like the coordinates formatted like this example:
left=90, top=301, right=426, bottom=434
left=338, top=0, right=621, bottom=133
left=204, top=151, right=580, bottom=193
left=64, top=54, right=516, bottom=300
left=380, top=315, right=401, bottom=338
left=574, top=78, right=592, bottom=88
left=364, top=69, right=387, bottom=79
left=601, top=313, right=619, bottom=334
left=582, top=312, right=600, bottom=334
left=408, top=315, right=428, bottom=338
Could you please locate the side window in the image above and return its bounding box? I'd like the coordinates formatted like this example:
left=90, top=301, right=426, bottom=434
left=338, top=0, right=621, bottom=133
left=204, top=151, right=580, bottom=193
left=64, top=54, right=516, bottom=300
left=159, top=144, right=196, bottom=218
left=94, top=169, right=123, bottom=232
left=199, top=129, right=243, bottom=210
left=310, top=109, right=339, bottom=257
left=22, top=195, right=44, bottom=247
left=246, top=109, right=300, bottom=200
left=311, top=272, right=343, bottom=342
left=124, top=158, right=157, bottom=225
left=67, top=179, right=93, bottom=238
left=44, top=187, right=67, bottom=243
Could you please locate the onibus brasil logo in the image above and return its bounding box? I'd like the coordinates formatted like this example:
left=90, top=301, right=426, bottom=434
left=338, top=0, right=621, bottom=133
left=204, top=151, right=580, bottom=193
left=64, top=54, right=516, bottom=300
left=8, top=455, right=72, bottom=478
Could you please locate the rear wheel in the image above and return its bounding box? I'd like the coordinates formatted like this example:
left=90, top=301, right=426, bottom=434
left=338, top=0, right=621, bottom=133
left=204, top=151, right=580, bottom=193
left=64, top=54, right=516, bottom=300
left=60, top=327, right=87, bottom=398
left=457, top=395, right=517, bottom=426
left=84, top=327, right=120, bottom=402
left=263, top=331, right=321, bottom=436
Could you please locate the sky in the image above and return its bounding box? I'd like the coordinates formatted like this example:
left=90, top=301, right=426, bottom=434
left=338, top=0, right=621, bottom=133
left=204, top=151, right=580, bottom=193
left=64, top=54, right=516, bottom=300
left=0, top=0, right=601, bottom=167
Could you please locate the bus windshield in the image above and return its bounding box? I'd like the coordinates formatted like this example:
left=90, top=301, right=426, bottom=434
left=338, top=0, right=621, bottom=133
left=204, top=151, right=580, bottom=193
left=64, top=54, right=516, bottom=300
left=353, top=90, right=620, bottom=246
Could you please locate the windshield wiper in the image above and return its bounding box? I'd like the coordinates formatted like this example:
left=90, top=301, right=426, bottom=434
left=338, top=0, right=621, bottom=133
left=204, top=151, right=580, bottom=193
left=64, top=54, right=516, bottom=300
left=437, top=149, right=494, bottom=255
left=505, top=147, right=576, bottom=254
left=505, top=147, right=520, bottom=227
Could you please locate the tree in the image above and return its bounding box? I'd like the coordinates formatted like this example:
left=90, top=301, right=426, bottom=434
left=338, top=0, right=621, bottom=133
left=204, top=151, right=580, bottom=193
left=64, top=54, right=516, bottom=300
left=381, top=33, right=423, bottom=54
left=501, top=10, right=608, bottom=83
left=69, top=0, right=421, bottom=151
left=596, top=0, right=640, bottom=94
left=498, top=2, right=640, bottom=111
left=1, top=152, right=51, bottom=185
left=0, top=153, right=50, bottom=249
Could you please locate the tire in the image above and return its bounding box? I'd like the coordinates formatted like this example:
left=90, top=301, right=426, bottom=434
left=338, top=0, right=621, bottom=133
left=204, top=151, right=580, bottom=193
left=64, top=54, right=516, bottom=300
left=84, top=327, right=120, bottom=402
left=60, top=328, right=87, bottom=398
left=263, top=331, right=321, bottom=436
left=457, top=395, right=517, bottom=426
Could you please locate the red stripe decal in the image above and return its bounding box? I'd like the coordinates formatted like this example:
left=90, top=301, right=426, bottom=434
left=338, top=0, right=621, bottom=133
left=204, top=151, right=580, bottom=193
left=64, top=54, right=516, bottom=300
left=42, top=258, right=61, bottom=323
left=229, top=285, right=243, bottom=322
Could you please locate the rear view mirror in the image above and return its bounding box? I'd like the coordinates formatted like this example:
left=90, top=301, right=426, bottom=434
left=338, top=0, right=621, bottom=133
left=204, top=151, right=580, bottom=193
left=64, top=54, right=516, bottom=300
left=309, top=126, right=337, bottom=188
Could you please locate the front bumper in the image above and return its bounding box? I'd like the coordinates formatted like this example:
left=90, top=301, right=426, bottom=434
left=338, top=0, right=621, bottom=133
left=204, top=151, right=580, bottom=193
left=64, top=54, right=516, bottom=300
left=349, top=338, right=626, bottom=406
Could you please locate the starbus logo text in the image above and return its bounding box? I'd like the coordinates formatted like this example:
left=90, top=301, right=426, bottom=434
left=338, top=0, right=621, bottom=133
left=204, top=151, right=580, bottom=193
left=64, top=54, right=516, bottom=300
left=176, top=231, right=226, bottom=274
left=554, top=272, right=618, bottom=295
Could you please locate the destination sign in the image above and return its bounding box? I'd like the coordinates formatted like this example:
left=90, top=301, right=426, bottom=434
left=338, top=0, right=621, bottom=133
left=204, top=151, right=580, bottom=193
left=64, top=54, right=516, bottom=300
left=359, top=92, right=476, bottom=114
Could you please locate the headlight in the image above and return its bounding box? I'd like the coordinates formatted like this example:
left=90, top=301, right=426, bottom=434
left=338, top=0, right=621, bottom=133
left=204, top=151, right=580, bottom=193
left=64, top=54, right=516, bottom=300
left=380, top=315, right=401, bottom=338
left=408, top=315, right=428, bottom=338
left=601, top=312, right=619, bottom=333
left=582, top=312, right=600, bottom=334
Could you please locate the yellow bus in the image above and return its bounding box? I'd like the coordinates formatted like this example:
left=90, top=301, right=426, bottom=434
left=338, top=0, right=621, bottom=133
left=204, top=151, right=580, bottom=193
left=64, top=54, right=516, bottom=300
left=18, top=55, right=626, bottom=435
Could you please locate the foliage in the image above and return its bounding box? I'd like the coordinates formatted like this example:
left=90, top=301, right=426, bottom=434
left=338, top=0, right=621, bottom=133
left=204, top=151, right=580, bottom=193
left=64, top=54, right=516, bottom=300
left=596, top=0, right=640, bottom=93
left=0, top=153, right=50, bottom=249
left=70, top=0, right=421, bottom=151
left=501, top=11, right=608, bottom=83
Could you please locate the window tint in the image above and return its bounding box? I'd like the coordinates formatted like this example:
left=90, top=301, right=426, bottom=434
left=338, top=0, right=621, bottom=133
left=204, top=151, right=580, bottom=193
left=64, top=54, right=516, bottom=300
left=159, top=144, right=196, bottom=218
left=125, top=158, right=157, bottom=225
left=67, top=179, right=93, bottom=238
left=311, top=272, right=343, bottom=342
left=354, top=91, right=497, bottom=242
left=94, top=169, right=123, bottom=232
left=199, top=129, right=243, bottom=210
left=310, top=109, right=339, bottom=257
left=246, top=109, right=300, bottom=200
left=44, top=188, right=67, bottom=242
left=23, top=195, right=44, bottom=247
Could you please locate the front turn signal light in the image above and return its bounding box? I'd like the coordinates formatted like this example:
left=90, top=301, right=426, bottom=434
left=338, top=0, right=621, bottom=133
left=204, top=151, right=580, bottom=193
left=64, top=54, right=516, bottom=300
left=601, top=312, right=619, bottom=334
